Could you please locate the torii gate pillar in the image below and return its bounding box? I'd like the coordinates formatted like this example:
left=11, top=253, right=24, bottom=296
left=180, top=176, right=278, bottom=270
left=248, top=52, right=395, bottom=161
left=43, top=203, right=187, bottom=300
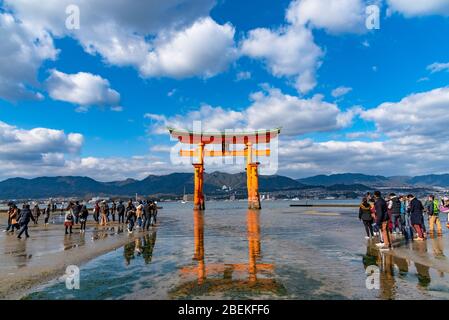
left=193, top=143, right=205, bottom=210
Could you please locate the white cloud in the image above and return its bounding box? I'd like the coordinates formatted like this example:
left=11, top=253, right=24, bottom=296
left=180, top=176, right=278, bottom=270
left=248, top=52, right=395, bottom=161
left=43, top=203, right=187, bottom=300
left=0, top=13, right=58, bottom=101
left=140, top=17, right=238, bottom=78
left=427, top=62, right=449, bottom=73
left=0, top=120, right=83, bottom=163
left=331, top=86, right=353, bottom=98
left=241, top=25, right=322, bottom=94
left=387, top=0, right=449, bottom=17
left=147, top=86, right=356, bottom=136
left=361, top=87, right=449, bottom=138
left=45, top=70, right=120, bottom=109
left=4, top=1, right=236, bottom=80
left=286, top=0, right=366, bottom=34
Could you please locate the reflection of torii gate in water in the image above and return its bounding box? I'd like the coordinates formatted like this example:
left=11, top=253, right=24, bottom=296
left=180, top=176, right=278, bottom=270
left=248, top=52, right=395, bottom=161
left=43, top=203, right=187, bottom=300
left=169, top=210, right=285, bottom=297
left=168, top=127, right=281, bottom=210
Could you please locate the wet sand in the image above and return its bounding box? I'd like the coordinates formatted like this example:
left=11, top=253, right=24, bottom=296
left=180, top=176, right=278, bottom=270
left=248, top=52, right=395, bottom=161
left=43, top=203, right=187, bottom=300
left=0, top=213, right=151, bottom=300
left=3, top=202, right=449, bottom=300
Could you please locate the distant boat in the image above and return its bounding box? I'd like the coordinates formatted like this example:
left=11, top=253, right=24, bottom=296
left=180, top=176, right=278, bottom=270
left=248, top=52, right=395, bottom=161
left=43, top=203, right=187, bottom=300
left=291, top=197, right=300, bottom=201
left=181, top=186, right=188, bottom=203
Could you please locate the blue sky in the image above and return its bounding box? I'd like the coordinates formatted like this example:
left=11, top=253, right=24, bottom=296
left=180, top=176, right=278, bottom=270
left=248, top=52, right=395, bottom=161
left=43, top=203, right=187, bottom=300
left=1, top=0, right=449, bottom=181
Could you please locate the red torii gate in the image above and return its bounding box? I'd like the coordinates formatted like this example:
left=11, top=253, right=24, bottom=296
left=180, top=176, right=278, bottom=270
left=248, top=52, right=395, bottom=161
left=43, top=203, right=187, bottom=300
left=168, top=127, right=281, bottom=210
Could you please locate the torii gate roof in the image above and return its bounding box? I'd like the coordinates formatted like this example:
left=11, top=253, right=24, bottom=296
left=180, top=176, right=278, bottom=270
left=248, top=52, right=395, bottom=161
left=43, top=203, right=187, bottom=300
left=168, top=127, right=281, bottom=144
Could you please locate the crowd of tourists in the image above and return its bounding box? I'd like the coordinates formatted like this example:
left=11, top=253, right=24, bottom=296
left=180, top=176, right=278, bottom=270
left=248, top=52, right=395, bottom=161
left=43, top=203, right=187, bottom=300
left=3, top=199, right=159, bottom=239
left=359, top=191, right=449, bottom=251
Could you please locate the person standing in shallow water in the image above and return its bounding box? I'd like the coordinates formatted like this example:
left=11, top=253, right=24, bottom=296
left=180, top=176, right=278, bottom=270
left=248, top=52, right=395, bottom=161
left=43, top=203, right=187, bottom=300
left=111, top=201, right=117, bottom=222
left=408, top=194, right=425, bottom=241
left=126, top=200, right=137, bottom=233
left=359, top=197, right=374, bottom=239
left=93, top=202, right=100, bottom=223
left=374, top=191, right=391, bottom=250
left=17, top=204, right=35, bottom=239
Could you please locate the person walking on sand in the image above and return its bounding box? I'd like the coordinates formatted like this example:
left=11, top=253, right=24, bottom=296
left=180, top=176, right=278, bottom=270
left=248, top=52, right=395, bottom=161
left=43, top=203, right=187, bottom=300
left=388, top=193, right=403, bottom=235
left=359, top=197, right=374, bottom=239
left=72, top=201, right=82, bottom=225
left=111, top=200, right=117, bottom=222
left=79, top=204, right=89, bottom=233
left=374, top=191, right=391, bottom=250
left=117, top=200, right=125, bottom=224
left=93, top=202, right=100, bottom=223
left=17, top=204, right=35, bottom=239
left=407, top=194, right=425, bottom=241
left=4, top=203, right=14, bottom=232
left=136, top=201, right=144, bottom=229
left=142, top=200, right=152, bottom=231
left=32, top=203, right=40, bottom=224
left=44, top=203, right=51, bottom=225
left=100, top=200, right=108, bottom=226
left=126, top=202, right=137, bottom=233
left=151, top=201, right=158, bottom=226
left=425, top=195, right=442, bottom=236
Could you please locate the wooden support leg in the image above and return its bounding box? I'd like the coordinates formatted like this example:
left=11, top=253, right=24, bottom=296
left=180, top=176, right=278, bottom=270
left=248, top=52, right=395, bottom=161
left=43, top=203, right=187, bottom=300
left=247, top=163, right=261, bottom=209
left=193, top=164, right=205, bottom=210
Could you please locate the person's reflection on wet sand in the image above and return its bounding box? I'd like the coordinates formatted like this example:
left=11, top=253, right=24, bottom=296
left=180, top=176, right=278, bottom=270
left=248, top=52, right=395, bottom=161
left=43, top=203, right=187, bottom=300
left=363, top=243, right=396, bottom=300
left=142, top=231, right=157, bottom=264
left=15, top=239, right=31, bottom=268
left=124, top=240, right=136, bottom=265
left=412, top=241, right=431, bottom=288
left=430, top=234, right=445, bottom=258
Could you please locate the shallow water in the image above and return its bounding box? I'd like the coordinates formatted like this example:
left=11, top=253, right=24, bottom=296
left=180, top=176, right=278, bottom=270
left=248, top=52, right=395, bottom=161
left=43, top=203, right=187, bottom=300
left=24, top=201, right=449, bottom=300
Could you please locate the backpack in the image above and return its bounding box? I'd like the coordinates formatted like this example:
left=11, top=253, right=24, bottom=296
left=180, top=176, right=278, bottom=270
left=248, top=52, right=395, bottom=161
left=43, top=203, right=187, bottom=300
left=433, top=200, right=440, bottom=215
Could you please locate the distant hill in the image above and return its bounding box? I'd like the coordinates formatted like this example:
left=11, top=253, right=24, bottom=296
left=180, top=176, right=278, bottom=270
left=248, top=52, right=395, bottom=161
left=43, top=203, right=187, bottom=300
left=298, top=173, right=449, bottom=188
left=298, top=173, right=389, bottom=187
left=2, top=171, right=449, bottom=200
left=0, top=171, right=308, bottom=199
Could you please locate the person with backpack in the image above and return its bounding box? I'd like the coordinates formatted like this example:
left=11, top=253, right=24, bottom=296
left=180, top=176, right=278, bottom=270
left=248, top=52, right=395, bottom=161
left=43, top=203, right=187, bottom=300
left=17, top=204, right=35, bottom=239
left=407, top=194, right=425, bottom=241
left=425, top=195, right=442, bottom=236
left=374, top=191, right=390, bottom=250
left=388, top=193, right=403, bottom=235
left=359, top=197, right=374, bottom=239
left=117, top=200, right=125, bottom=223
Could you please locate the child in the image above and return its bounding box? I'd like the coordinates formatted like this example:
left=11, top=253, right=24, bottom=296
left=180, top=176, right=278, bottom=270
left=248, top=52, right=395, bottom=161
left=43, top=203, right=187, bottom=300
left=64, top=210, right=74, bottom=234
left=439, top=197, right=449, bottom=229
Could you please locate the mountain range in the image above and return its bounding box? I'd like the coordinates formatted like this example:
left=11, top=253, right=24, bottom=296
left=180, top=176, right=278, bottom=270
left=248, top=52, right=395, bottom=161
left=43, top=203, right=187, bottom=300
left=0, top=172, right=448, bottom=199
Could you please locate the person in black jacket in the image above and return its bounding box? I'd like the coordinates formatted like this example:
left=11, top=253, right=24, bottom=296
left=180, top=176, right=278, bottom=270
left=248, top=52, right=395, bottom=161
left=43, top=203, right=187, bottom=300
left=117, top=200, right=125, bottom=224
left=17, top=204, right=35, bottom=239
left=374, top=191, right=391, bottom=249
left=388, top=193, right=403, bottom=234
left=359, top=197, right=374, bottom=238
left=79, top=204, right=89, bottom=233
left=142, top=200, right=152, bottom=231
left=407, top=194, right=425, bottom=240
